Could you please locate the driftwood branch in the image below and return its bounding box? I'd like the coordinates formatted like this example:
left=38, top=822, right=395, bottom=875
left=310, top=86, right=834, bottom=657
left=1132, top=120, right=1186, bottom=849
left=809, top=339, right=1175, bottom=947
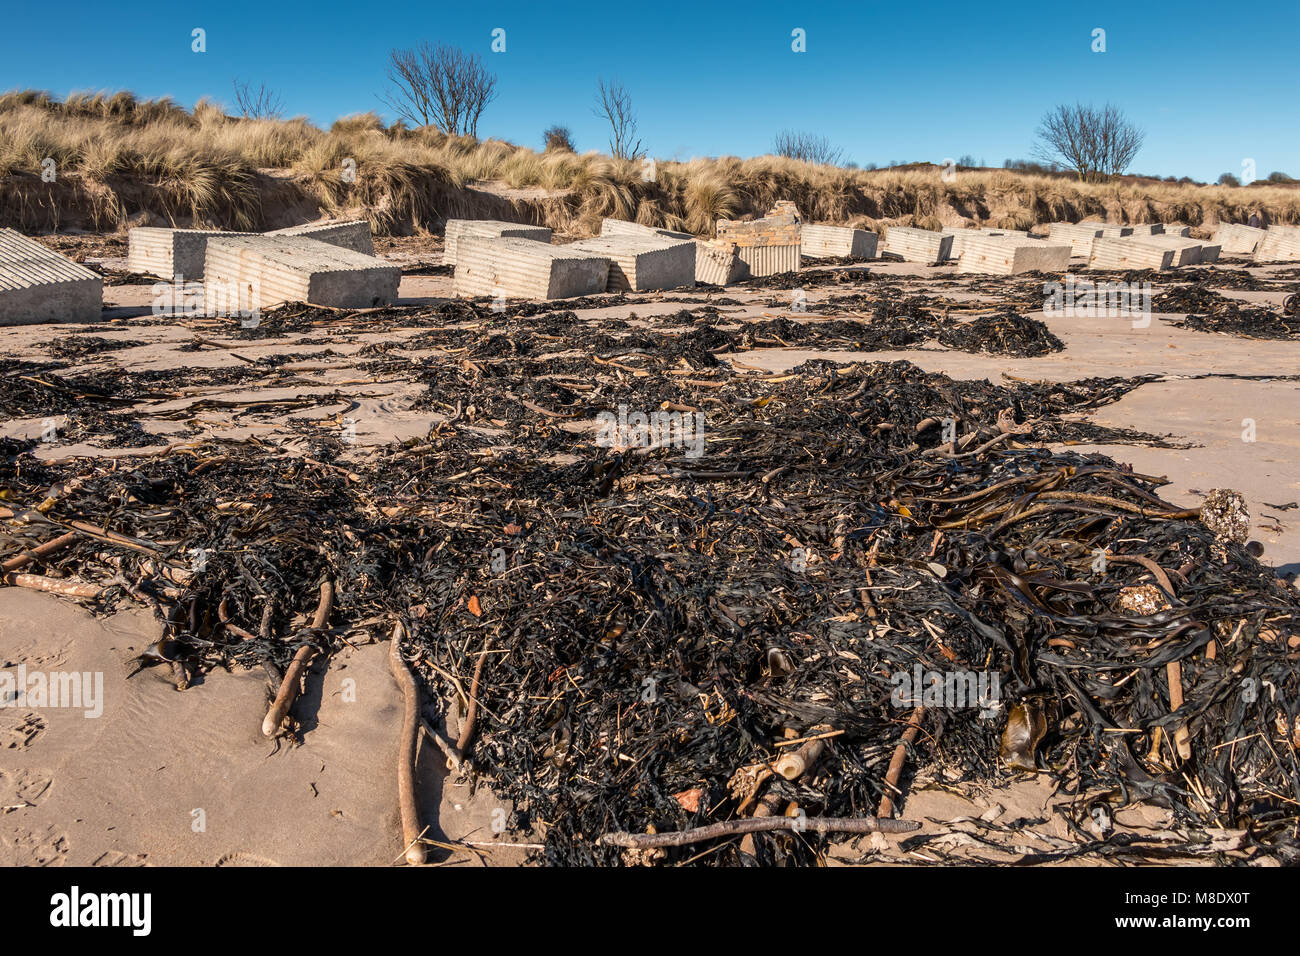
left=262, top=579, right=334, bottom=737
left=389, top=622, right=427, bottom=865
left=1, top=530, right=79, bottom=572
left=878, top=706, right=925, bottom=819
left=3, top=572, right=101, bottom=598
left=600, top=815, right=920, bottom=848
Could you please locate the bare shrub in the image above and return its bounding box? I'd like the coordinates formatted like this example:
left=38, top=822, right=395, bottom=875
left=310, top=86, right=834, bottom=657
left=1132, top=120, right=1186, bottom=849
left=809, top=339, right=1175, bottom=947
left=383, top=42, right=498, bottom=136
left=772, top=130, right=843, bottom=166
left=1033, top=103, right=1143, bottom=182
left=543, top=125, right=576, bottom=152
left=593, top=79, right=643, bottom=160
left=232, top=80, right=284, bottom=120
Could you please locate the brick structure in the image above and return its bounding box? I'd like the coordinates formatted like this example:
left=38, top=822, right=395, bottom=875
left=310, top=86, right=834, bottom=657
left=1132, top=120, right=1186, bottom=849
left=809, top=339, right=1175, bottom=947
left=716, top=201, right=802, bottom=277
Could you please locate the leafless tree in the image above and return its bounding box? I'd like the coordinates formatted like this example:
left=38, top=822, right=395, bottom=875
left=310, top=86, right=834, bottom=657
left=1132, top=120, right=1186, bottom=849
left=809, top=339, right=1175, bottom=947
left=232, top=80, right=284, bottom=120
left=593, top=79, right=644, bottom=160
left=383, top=42, right=498, bottom=136
left=1033, top=103, right=1143, bottom=182
left=773, top=130, right=844, bottom=166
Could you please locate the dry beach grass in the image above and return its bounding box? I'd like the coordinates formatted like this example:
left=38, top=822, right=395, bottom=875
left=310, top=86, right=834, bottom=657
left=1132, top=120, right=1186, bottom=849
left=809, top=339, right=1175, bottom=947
left=4, top=89, right=1300, bottom=237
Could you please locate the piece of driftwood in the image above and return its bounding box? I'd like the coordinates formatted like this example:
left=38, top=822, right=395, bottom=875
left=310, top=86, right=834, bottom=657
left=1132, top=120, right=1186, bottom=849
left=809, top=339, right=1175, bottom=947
left=600, top=815, right=920, bottom=848
left=1, top=530, right=79, bottom=572
left=878, top=706, right=925, bottom=819
left=2, top=571, right=100, bottom=599
left=389, top=622, right=427, bottom=865
left=261, top=579, right=334, bottom=737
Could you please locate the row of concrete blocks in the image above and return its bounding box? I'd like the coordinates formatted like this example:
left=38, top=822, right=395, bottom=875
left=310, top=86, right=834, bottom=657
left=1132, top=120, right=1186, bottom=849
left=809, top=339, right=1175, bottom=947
left=447, top=214, right=878, bottom=299
left=1047, top=223, right=1193, bottom=258
left=0, top=220, right=398, bottom=325
left=126, top=219, right=376, bottom=281
left=881, top=222, right=1232, bottom=274
left=124, top=220, right=398, bottom=315
left=1087, top=235, right=1222, bottom=270
left=1176, top=222, right=1300, bottom=261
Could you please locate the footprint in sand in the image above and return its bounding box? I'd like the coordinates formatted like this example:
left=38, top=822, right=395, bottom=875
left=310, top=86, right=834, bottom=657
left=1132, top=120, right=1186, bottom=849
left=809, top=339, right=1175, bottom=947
left=0, top=712, right=46, bottom=749
left=215, top=851, right=281, bottom=867
left=0, top=767, right=53, bottom=809
left=5, top=824, right=68, bottom=866
left=91, top=850, right=150, bottom=867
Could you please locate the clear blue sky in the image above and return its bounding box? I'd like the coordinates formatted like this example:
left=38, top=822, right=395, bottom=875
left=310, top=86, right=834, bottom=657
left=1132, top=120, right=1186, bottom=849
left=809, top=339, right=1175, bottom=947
left=1, top=0, right=1296, bottom=182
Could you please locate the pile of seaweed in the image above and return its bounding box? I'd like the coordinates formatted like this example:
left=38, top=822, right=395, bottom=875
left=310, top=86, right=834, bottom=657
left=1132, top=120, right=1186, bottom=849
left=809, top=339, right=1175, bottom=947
left=936, top=311, right=1064, bottom=356
left=2, top=311, right=1295, bottom=868
left=1154, top=284, right=1300, bottom=339
left=44, top=335, right=146, bottom=358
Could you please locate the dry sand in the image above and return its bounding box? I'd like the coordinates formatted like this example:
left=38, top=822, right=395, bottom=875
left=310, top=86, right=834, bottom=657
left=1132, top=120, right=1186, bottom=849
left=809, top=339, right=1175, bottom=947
left=1, top=247, right=1296, bottom=865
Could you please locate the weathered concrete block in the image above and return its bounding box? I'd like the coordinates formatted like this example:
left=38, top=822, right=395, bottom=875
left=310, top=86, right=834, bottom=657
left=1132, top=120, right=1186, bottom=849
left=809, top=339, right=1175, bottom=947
left=1047, top=223, right=1107, bottom=257
left=1128, top=224, right=1166, bottom=236
left=882, top=226, right=953, bottom=264
left=800, top=224, right=878, bottom=259
left=1098, top=225, right=1135, bottom=238
left=128, top=227, right=250, bottom=280
left=1143, top=235, right=1205, bottom=266
left=956, top=235, right=1070, bottom=275
left=1212, top=223, right=1266, bottom=256
left=694, top=239, right=744, bottom=285
left=1143, top=236, right=1221, bottom=266
left=1158, top=224, right=1190, bottom=237
left=566, top=235, right=695, bottom=291
left=943, top=227, right=1029, bottom=260
left=453, top=237, right=609, bottom=300
left=203, top=235, right=400, bottom=313
left=442, top=220, right=552, bottom=266
left=600, top=218, right=693, bottom=242
left=0, top=229, right=102, bottom=325
left=268, top=219, right=374, bottom=255
left=598, top=218, right=732, bottom=283
left=1087, top=236, right=1175, bottom=271
left=1253, top=225, right=1300, bottom=262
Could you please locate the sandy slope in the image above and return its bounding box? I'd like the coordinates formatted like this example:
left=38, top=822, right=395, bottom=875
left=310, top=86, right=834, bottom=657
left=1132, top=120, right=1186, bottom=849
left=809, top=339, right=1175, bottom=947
left=0, top=589, right=524, bottom=866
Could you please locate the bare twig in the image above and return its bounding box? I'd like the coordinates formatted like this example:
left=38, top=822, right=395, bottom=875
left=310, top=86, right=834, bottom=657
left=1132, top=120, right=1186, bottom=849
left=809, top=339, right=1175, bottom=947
left=600, top=815, right=920, bottom=848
